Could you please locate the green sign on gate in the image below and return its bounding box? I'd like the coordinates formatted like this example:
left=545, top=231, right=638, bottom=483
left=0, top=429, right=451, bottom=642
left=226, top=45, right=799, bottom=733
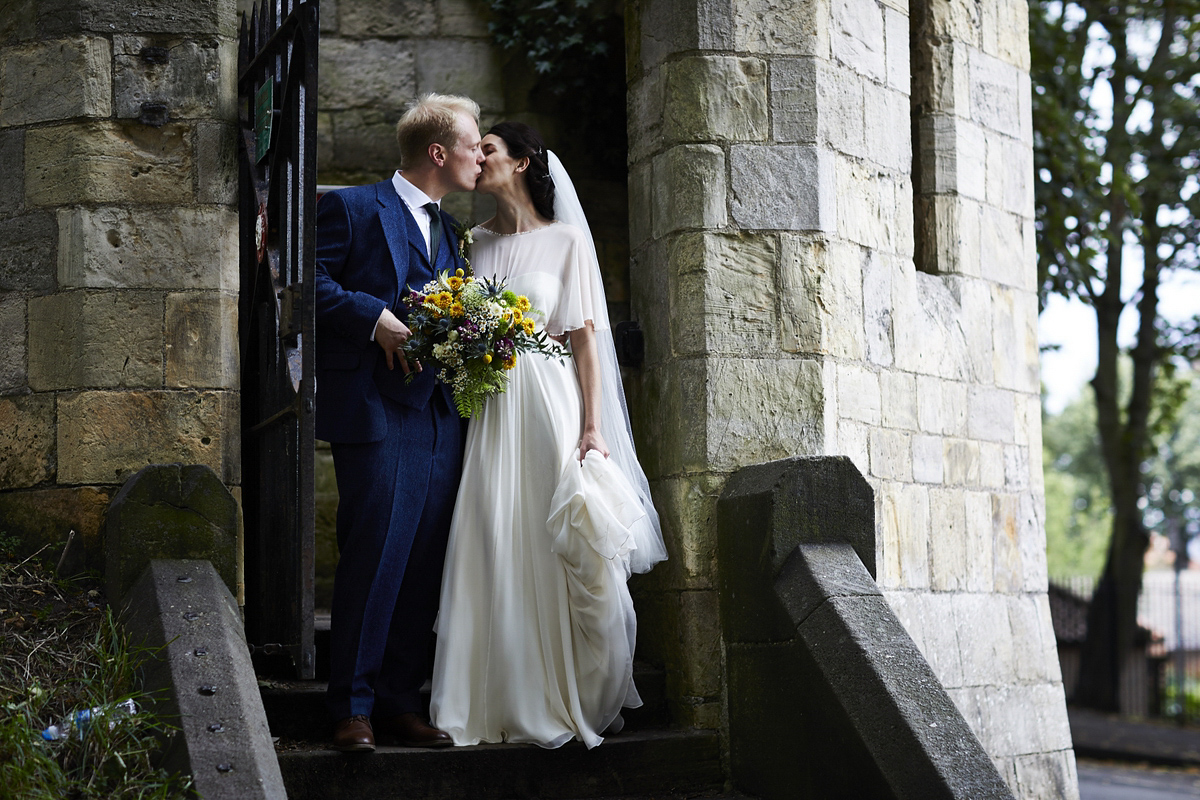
left=255, top=80, right=274, bottom=163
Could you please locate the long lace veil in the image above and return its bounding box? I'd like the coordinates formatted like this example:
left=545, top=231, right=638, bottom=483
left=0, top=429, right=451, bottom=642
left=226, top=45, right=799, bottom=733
left=548, top=151, right=667, bottom=574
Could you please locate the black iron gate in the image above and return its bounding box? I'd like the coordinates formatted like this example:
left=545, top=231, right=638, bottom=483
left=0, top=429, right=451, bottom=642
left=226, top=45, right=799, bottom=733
left=237, top=0, right=318, bottom=679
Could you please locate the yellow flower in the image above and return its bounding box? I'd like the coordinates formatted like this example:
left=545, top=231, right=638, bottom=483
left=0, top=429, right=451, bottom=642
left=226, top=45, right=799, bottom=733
left=455, top=268, right=465, bottom=278
left=502, top=355, right=517, bottom=370
left=511, top=309, right=523, bottom=323
left=433, top=291, right=453, bottom=309
left=517, top=296, right=531, bottom=312
left=483, top=354, right=492, bottom=364
left=522, top=318, right=535, bottom=335
left=449, top=302, right=464, bottom=317
left=447, top=276, right=464, bottom=291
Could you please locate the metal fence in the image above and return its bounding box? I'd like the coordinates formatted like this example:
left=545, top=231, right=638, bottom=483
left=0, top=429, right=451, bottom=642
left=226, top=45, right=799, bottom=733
left=1051, top=571, right=1200, bottom=721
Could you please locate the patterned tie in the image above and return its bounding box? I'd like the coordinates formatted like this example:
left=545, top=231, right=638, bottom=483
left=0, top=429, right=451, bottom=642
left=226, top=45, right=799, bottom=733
left=423, top=202, right=441, bottom=264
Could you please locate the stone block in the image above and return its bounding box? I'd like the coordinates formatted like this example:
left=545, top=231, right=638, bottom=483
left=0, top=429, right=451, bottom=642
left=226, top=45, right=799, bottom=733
left=679, top=589, right=722, bottom=697
left=991, top=136, right=1032, bottom=217
left=26, top=122, right=195, bottom=206
left=0, top=37, right=111, bottom=127
left=862, top=250, right=894, bottom=366
left=628, top=238, right=670, bottom=368
left=631, top=0, right=735, bottom=72
left=733, top=0, right=830, bottom=58
left=968, top=386, right=1015, bottom=443
left=28, top=291, right=164, bottom=390
left=831, top=0, right=884, bottom=81
left=954, top=594, right=1015, bottom=685
left=779, top=235, right=863, bottom=359
left=836, top=418, right=870, bottom=477
left=0, top=212, right=56, bottom=292
left=837, top=363, right=881, bottom=425
left=943, top=438, right=979, bottom=486
left=0, top=393, right=54, bottom=488
left=980, top=441, right=1005, bottom=488
left=436, top=0, right=489, bottom=36
left=769, top=57, right=817, bottom=144
left=652, top=145, right=726, bottom=237
left=706, top=357, right=824, bottom=469
left=652, top=474, right=725, bottom=589
left=964, top=490, right=995, bottom=592
left=319, top=38, right=415, bottom=111
left=113, top=36, right=234, bottom=122
left=628, top=160, right=653, bottom=248
left=982, top=0, right=1032, bottom=73
left=0, top=294, right=25, bottom=392
left=0, top=0, right=37, bottom=44
left=44, top=0, right=237, bottom=36
left=920, top=593, right=967, bottom=688
left=730, top=144, right=834, bottom=231
left=817, top=62, right=866, bottom=159
left=58, top=390, right=237, bottom=484
left=868, top=428, right=910, bottom=482
left=880, top=370, right=917, bottom=430
left=58, top=206, right=237, bottom=290
left=918, top=0, right=981, bottom=46
left=630, top=358, right=707, bottom=476
left=319, top=0, right=339, bottom=32
left=877, top=480, right=929, bottom=590
left=664, top=55, right=768, bottom=143
left=834, top=157, right=903, bottom=251
left=316, top=110, right=335, bottom=170
left=0, top=128, right=23, bottom=213
left=668, top=231, right=778, bottom=355
left=105, top=465, right=238, bottom=601
left=1034, top=592, right=1063, bottom=682
left=969, top=50, right=1022, bottom=139
left=992, top=493, right=1022, bottom=592
left=1012, top=751, right=1079, bottom=800
left=861, top=82, right=910, bottom=171
left=928, top=487, right=968, bottom=590
left=917, top=375, right=960, bottom=435
left=339, top=0, right=436, bottom=37
left=884, top=6, right=909, bottom=93
left=991, top=286, right=1039, bottom=394
left=628, top=67, right=665, bottom=164
left=328, top=108, right=402, bottom=173
left=1018, top=72, right=1033, bottom=145
left=912, top=434, right=943, bottom=484
left=195, top=121, right=237, bottom=205
left=1006, top=593, right=1049, bottom=682
left=165, top=292, right=238, bottom=388
left=0, top=486, right=110, bottom=569
left=415, top=39, right=504, bottom=113
left=893, top=271, right=980, bottom=381
left=1019, top=492, right=1047, bottom=593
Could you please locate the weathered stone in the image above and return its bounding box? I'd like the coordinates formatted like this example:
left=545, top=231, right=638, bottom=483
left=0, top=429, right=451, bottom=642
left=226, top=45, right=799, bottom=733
left=628, top=67, right=665, bottom=164
left=58, top=206, right=238, bottom=290
left=0, top=37, right=111, bottom=127
left=633, top=358, right=707, bottom=476
left=0, top=128, right=24, bottom=213
left=0, top=0, right=37, bottom=44
left=1019, top=492, right=1047, bottom=592
left=968, top=386, right=1015, bottom=443
left=28, top=291, right=163, bottom=390
left=26, top=122, right=195, bottom=206
left=112, top=36, right=234, bottom=122
left=912, top=434, right=943, bottom=484
left=435, top=0, right=489, bottom=36
left=733, top=0, right=830, bottom=58
left=861, top=81, right=910, bottom=171
left=769, top=57, right=816, bottom=144
left=165, top=292, right=238, bottom=388
left=328, top=108, right=402, bottom=172
left=679, top=589, right=722, bottom=697
left=837, top=363, right=881, bottom=425
left=982, top=0, right=1032, bottom=73
left=884, top=5, right=909, bottom=92
left=816, top=63, right=866, bottom=159
left=652, top=474, right=725, bottom=589
left=835, top=158, right=908, bottom=251
left=964, top=490, right=995, bottom=592
left=992, top=493, right=1022, bottom=592
left=861, top=250, right=894, bottom=366
left=631, top=0, right=735, bottom=72
left=664, top=56, right=768, bottom=143
left=652, top=145, right=726, bottom=237
left=929, top=487, right=968, bottom=590
left=877, top=480, right=929, bottom=590
left=920, top=593, right=968, bottom=688
left=668, top=231, right=778, bottom=355
left=917, top=376, right=967, bottom=436
left=954, top=594, right=1015, bottom=685
left=195, top=121, right=237, bottom=205
left=730, top=144, right=833, bottom=232
left=831, top=0, right=884, bottom=82
left=779, top=235, right=855, bottom=358
left=40, top=0, right=237, bottom=36
left=1006, top=593, right=1049, bottom=682
left=868, top=428, right=910, bottom=481
left=917, top=0, right=982, bottom=47
left=980, top=441, right=1005, bottom=488
left=339, top=0, right=435, bottom=37
left=880, top=370, right=917, bottom=430
left=319, top=0, right=339, bottom=32
left=0, top=294, right=25, bottom=392
left=836, top=418, right=870, bottom=477
left=943, top=438, right=979, bottom=486
left=319, top=38, right=415, bottom=111
left=628, top=160, right=653, bottom=248
left=0, top=486, right=110, bottom=568
left=316, top=110, right=335, bottom=172
left=0, top=393, right=54, bottom=488
left=706, top=357, right=824, bottom=469
left=415, top=39, right=504, bottom=113
left=969, top=49, right=1022, bottom=140
left=0, top=212, right=57, bottom=292
left=58, top=390, right=236, bottom=485
left=1012, top=751, right=1080, bottom=800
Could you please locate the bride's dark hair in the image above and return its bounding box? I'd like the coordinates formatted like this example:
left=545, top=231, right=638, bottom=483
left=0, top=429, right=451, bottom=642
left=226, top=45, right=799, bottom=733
left=486, top=121, right=555, bottom=221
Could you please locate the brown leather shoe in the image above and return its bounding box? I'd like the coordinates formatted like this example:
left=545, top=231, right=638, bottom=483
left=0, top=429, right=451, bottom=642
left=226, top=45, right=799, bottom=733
left=374, top=712, right=453, bottom=747
left=332, top=715, right=375, bottom=752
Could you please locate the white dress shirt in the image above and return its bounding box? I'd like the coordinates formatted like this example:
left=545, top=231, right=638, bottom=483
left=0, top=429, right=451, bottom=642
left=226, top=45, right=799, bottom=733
left=373, top=172, right=441, bottom=340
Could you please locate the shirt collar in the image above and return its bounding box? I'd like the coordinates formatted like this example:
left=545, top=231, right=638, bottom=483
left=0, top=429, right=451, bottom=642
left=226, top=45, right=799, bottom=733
left=392, top=171, right=438, bottom=212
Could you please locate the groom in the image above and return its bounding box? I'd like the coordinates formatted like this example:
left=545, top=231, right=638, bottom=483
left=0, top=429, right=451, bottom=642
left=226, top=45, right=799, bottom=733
left=314, top=93, right=482, bottom=751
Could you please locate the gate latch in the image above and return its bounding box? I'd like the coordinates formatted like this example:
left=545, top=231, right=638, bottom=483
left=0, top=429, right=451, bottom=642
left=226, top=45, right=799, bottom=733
left=278, top=284, right=302, bottom=344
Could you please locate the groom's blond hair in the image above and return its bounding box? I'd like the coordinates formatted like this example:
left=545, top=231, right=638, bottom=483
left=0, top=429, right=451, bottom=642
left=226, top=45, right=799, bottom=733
left=396, top=93, right=481, bottom=169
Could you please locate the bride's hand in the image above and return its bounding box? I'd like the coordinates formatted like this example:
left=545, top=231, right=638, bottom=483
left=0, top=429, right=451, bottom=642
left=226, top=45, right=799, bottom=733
left=578, top=429, right=609, bottom=461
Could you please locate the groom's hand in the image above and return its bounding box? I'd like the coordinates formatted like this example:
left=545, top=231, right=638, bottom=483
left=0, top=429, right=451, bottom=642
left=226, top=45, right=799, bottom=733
left=375, top=308, right=418, bottom=374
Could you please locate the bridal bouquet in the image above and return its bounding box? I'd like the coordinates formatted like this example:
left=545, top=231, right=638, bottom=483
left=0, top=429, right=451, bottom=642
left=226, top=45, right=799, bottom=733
left=401, top=268, right=566, bottom=418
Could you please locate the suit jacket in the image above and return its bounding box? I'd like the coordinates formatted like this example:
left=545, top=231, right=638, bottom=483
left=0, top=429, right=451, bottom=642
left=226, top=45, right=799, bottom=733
left=314, top=179, right=464, bottom=443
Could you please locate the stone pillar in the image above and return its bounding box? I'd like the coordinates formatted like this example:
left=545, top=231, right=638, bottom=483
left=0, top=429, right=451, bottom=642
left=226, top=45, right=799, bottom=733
left=0, top=0, right=240, bottom=572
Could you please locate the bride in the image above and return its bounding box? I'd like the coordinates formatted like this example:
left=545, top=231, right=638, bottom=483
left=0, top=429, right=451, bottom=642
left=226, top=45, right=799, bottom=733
left=429, top=122, right=668, bottom=749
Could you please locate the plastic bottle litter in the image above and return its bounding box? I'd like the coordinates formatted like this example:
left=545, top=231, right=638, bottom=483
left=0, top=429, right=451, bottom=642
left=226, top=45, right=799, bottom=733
left=40, top=699, right=138, bottom=741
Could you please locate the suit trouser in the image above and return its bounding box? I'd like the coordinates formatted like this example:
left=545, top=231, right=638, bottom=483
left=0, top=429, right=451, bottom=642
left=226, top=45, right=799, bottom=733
left=326, top=392, right=463, bottom=720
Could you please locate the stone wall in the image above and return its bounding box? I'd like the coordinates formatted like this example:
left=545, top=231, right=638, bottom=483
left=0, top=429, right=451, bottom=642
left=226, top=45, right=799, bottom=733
left=624, top=0, right=1076, bottom=797
left=0, top=0, right=240, bottom=575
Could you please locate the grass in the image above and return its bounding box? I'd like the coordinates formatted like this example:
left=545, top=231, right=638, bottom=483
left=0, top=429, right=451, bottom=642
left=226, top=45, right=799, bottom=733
left=0, top=542, right=193, bottom=799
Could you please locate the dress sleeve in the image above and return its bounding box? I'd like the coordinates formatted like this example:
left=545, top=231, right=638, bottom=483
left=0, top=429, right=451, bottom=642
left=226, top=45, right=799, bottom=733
left=544, top=226, right=607, bottom=336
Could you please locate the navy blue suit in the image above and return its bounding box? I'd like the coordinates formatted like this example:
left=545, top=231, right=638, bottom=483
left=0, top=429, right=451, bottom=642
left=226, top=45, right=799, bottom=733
left=315, top=179, right=465, bottom=720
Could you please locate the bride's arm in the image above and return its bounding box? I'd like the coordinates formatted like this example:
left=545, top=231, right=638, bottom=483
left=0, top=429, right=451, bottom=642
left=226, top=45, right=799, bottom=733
left=569, top=321, right=609, bottom=460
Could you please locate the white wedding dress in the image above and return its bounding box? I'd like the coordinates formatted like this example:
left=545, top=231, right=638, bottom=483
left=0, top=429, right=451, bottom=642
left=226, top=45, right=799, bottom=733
left=429, top=221, right=661, bottom=749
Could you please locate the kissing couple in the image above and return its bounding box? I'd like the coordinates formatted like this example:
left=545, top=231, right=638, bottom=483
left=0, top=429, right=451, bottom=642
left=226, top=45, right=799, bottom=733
left=313, top=93, right=668, bottom=752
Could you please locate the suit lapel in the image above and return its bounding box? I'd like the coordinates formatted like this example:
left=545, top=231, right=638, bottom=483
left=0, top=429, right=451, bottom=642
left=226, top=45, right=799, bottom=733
left=375, top=181, right=411, bottom=300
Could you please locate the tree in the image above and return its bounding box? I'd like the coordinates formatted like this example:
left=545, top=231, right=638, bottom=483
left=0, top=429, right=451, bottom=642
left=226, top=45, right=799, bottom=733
left=1030, top=0, right=1200, bottom=711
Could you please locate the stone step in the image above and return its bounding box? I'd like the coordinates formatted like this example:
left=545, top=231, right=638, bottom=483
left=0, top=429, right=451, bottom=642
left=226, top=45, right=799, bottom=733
left=275, top=728, right=725, bottom=800
left=261, top=663, right=671, bottom=742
